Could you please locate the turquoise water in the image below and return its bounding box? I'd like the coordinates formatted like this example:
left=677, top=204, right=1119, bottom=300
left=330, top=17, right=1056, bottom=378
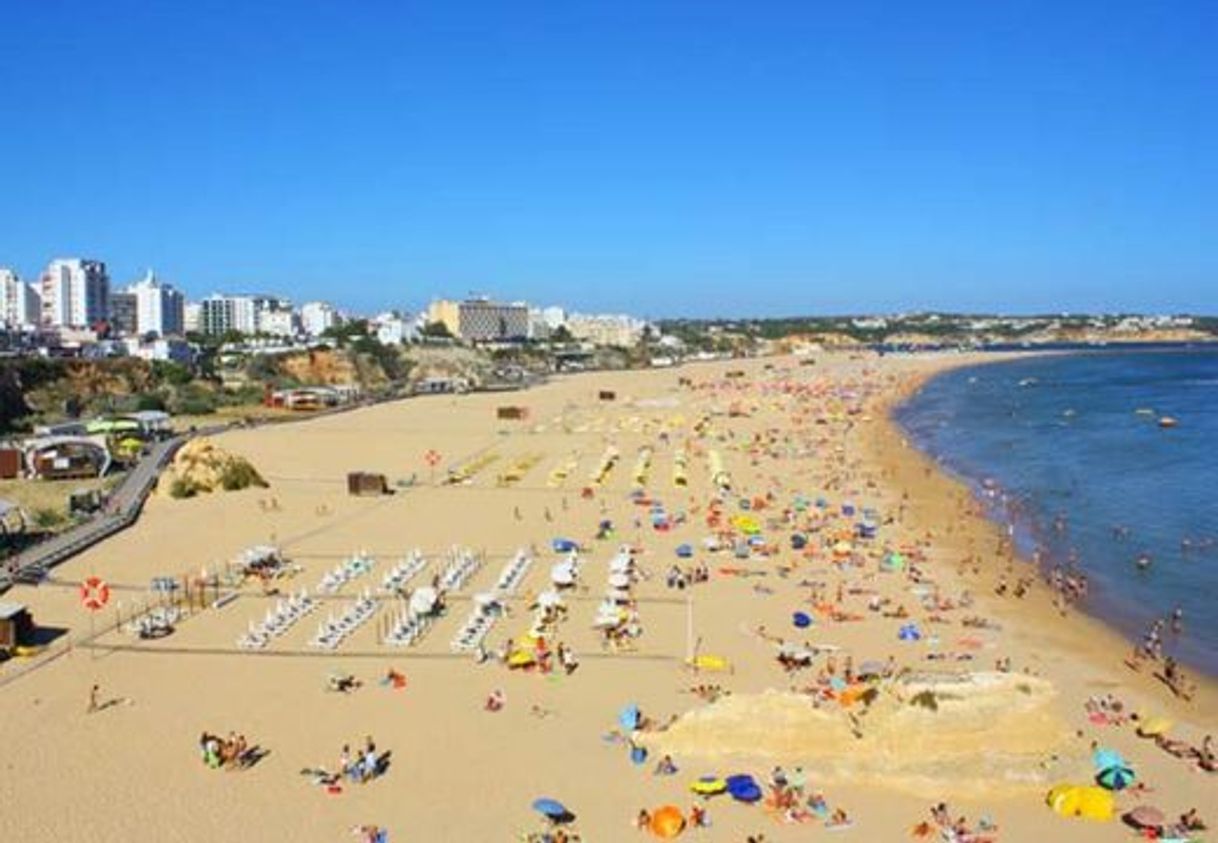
left=895, top=348, right=1218, bottom=676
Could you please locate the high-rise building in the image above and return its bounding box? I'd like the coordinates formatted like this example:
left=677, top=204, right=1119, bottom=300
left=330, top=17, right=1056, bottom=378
left=108, top=292, right=139, bottom=336
left=129, top=270, right=185, bottom=337
left=426, top=298, right=530, bottom=342
left=183, top=302, right=202, bottom=334
left=300, top=301, right=339, bottom=337
left=40, top=258, right=110, bottom=328
left=0, top=268, right=41, bottom=329
left=199, top=294, right=258, bottom=336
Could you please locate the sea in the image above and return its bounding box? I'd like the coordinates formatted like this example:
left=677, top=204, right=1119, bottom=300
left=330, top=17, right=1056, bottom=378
left=895, top=347, right=1218, bottom=677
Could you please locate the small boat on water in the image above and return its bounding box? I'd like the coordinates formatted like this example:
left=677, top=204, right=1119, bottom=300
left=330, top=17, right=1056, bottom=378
left=1134, top=408, right=1155, bottom=416
left=1019, top=378, right=1038, bottom=387
left=1158, top=416, right=1179, bottom=428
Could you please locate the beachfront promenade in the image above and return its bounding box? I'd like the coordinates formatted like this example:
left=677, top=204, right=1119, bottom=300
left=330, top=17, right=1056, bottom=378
left=0, top=433, right=189, bottom=594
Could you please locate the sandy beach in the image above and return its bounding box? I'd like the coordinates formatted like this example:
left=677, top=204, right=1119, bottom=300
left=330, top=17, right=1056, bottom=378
left=1, top=351, right=1213, bottom=842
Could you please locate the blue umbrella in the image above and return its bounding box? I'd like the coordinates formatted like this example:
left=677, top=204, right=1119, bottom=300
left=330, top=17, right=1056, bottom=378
left=619, top=703, right=641, bottom=730
left=676, top=544, right=693, bottom=558
left=898, top=623, right=921, bottom=641
left=1097, top=765, right=1136, bottom=791
left=792, top=611, right=812, bottom=629
left=551, top=538, right=576, bottom=553
left=1092, top=747, right=1125, bottom=771
left=725, top=774, right=762, bottom=803
left=532, top=798, right=570, bottom=820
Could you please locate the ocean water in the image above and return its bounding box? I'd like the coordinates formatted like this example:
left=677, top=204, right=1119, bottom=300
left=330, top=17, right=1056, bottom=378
left=895, top=348, right=1218, bottom=676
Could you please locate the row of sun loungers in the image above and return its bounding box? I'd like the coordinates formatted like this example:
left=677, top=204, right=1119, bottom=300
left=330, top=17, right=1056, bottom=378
left=494, top=549, right=533, bottom=593
left=308, top=591, right=379, bottom=650
left=238, top=591, right=317, bottom=649
left=380, top=550, right=428, bottom=593
left=437, top=548, right=482, bottom=592
left=385, top=606, right=434, bottom=647
left=316, top=552, right=376, bottom=595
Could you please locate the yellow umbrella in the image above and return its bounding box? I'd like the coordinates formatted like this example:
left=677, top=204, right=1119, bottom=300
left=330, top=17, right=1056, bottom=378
left=1047, top=785, right=1113, bottom=821
left=689, top=654, right=731, bottom=672
left=689, top=777, right=726, bottom=796
left=1136, top=716, right=1172, bottom=737
left=508, top=651, right=535, bottom=668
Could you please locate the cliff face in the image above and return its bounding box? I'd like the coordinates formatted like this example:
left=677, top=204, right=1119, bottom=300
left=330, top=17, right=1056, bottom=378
left=277, top=349, right=361, bottom=385
left=5, top=358, right=160, bottom=431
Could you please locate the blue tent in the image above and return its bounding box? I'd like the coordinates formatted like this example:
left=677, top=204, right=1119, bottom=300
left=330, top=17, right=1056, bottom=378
left=792, top=611, right=812, bottom=629
left=618, top=703, right=641, bottom=730
left=676, top=544, right=693, bottom=558
left=725, top=774, right=762, bottom=803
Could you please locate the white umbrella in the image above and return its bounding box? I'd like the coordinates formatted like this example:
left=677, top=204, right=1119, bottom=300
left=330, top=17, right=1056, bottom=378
left=607, top=572, right=631, bottom=589
left=536, top=590, right=564, bottom=608
left=410, top=587, right=438, bottom=615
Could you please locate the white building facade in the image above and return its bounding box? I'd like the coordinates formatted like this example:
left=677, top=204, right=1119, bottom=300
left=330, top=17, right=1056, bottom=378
left=129, top=270, right=186, bottom=337
left=199, top=294, right=258, bottom=335
left=0, top=268, right=41, bottom=329
left=300, top=301, right=339, bottom=337
left=40, top=258, right=110, bottom=328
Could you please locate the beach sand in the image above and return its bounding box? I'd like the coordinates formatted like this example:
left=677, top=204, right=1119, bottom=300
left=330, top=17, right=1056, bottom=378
left=0, top=351, right=1213, bottom=842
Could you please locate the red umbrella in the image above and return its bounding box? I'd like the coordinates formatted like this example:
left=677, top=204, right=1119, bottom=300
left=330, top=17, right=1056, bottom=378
left=1124, top=805, right=1165, bottom=830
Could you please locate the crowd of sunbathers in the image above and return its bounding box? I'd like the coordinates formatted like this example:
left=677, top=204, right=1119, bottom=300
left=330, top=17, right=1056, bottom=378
left=198, top=731, right=256, bottom=770
left=911, top=801, right=998, bottom=842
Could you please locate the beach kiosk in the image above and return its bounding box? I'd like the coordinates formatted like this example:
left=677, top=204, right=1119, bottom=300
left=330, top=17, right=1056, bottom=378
left=0, top=602, right=33, bottom=657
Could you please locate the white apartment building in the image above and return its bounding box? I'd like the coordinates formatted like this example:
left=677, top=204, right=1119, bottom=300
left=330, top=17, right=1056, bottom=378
left=259, top=308, right=300, bottom=338
left=40, top=258, right=109, bottom=328
left=373, top=311, right=417, bottom=345
left=566, top=313, right=651, bottom=347
left=183, top=302, right=202, bottom=334
left=199, top=294, right=258, bottom=335
left=0, top=268, right=41, bottom=329
left=300, top=301, right=339, bottom=337
left=128, top=269, right=185, bottom=337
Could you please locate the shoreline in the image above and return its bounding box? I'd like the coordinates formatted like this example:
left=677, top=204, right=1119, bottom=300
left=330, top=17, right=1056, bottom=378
left=875, top=354, right=1217, bottom=722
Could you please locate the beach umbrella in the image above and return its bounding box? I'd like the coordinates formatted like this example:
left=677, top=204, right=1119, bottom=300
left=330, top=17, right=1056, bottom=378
left=550, top=564, right=575, bottom=587
left=1123, top=806, right=1166, bottom=830
left=409, top=587, right=438, bottom=615
left=1091, top=747, right=1125, bottom=771
left=551, top=538, right=577, bottom=553
left=1047, top=784, right=1114, bottom=821
left=676, top=543, right=693, bottom=558
left=532, top=798, right=572, bottom=823
left=631, top=744, right=648, bottom=765
left=792, top=611, right=812, bottom=629
left=689, top=776, right=726, bottom=796
left=725, top=774, right=762, bottom=803
left=508, top=650, right=535, bottom=668
left=1136, top=717, right=1173, bottom=738
left=898, top=624, right=921, bottom=641
left=608, top=573, right=631, bottom=589
left=649, top=805, right=685, bottom=838
left=619, top=703, right=641, bottom=730
left=1096, top=765, right=1136, bottom=791
left=857, top=660, right=885, bottom=680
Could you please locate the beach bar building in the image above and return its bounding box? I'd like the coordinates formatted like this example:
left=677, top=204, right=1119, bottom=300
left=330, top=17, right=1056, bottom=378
left=0, top=602, right=33, bottom=655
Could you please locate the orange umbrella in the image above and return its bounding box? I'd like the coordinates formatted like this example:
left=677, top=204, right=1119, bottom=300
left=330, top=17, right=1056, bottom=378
left=650, top=805, right=685, bottom=838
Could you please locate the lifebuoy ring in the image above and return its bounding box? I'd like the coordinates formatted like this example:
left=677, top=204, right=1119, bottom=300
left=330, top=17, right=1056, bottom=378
left=80, top=576, right=110, bottom=611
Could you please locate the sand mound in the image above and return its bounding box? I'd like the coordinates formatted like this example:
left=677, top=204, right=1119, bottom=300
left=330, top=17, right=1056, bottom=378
left=160, top=438, right=268, bottom=498
left=639, top=672, right=1072, bottom=797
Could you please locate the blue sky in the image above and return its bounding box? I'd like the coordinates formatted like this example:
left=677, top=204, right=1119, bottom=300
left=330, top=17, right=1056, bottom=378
left=1, top=1, right=1214, bottom=317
